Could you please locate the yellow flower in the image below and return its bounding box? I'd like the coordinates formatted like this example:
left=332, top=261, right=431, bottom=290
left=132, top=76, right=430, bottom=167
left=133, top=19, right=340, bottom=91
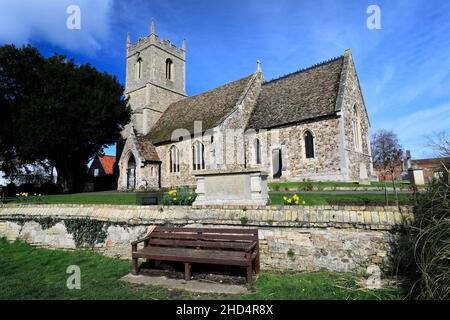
left=295, top=200, right=299, bottom=205
left=34, top=193, right=37, bottom=196
left=287, top=199, right=292, bottom=204
left=39, top=194, right=42, bottom=197
left=293, top=194, right=299, bottom=200
left=302, top=200, right=306, bottom=205
left=283, top=196, right=288, bottom=201
left=16, top=193, right=19, bottom=197
left=168, top=189, right=177, bottom=195
left=173, top=197, right=177, bottom=201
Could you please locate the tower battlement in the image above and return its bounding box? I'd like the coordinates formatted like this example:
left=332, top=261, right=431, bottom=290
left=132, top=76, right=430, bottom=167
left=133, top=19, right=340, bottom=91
left=124, top=18, right=187, bottom=136
left=126, top=19, right=185, bottom=60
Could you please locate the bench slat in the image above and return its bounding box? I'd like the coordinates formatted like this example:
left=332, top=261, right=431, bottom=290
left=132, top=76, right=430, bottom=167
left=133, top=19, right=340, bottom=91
left=133, top=246, right=250, bottom=266
left=155, top=227, right=258, bottom=235
left=148, top=238, right=254, bottom=250
left=150, top=232, right=256, bottom=241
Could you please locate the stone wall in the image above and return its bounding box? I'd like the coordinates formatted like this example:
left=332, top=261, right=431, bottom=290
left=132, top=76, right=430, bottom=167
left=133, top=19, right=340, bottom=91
left=245, top=117, right=344, bottom=181
left=0, top=204, right=412, bottom=273
left=337, top=50, right=373, bottom=182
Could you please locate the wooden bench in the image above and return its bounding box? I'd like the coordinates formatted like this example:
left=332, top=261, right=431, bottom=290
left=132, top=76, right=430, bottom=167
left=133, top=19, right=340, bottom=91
left=131, top=227, right=260, bottom=285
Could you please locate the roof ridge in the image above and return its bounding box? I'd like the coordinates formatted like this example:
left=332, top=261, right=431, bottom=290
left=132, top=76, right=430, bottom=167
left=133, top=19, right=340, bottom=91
left=263, top=55, right=344, bottom=85
left=177, top=73, right=255, bottom=102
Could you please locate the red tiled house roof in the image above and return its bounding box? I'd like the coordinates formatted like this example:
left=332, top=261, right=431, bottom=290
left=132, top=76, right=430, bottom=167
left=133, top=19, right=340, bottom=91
left=98, top=155, right=116, bottom=175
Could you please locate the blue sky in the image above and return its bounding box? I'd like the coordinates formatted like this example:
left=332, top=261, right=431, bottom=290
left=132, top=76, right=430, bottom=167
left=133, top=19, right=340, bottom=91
left=1, top=0, right=449, bottom=159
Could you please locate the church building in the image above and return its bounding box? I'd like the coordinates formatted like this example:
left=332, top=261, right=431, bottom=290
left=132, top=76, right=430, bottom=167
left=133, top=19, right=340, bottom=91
left=117, top=20, right=374, bottom=191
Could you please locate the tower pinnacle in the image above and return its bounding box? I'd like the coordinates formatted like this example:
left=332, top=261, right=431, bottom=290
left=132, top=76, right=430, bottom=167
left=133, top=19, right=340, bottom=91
left=126, top=32, right=131, bottom=48
left=150, top=18, right=155, bottom=35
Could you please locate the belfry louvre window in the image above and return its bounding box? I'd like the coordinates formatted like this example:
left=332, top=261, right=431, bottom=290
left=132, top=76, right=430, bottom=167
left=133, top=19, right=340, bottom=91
left=136, top=58, right=143, bottom=80
left=304, top=131, right=315, bottom=159
left=192, top=141, right=205, bottom=170
left=255, top=138, right=262, bottom=164
left=165, top=58, right=173, bottom=80
left=169, top=145, right=180, bottom=173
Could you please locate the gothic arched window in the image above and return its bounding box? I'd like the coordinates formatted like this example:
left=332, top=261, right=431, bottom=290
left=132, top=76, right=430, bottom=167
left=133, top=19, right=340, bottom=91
left=165, top=58, right=173, bottom=80
left=255, top=138, right=262, bottom=164
left=169, top=145, right=180, bottom=173
left=127, top=154, right=136, bottom=189
left=304, top=130, right=315, bottom=159
left=192, top=141, right=205, bottom=170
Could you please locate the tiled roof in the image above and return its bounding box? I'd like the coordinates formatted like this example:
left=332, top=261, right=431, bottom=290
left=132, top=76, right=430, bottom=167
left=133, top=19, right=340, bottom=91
left=98, top=155, right=115, bottom=175
left=136, top=136, right=160, bottom=162
left=148, top=74, right=254, bottom=144
left=412, top=157, right=450, bottom=167
left=246, top=56, right=344, bottom=130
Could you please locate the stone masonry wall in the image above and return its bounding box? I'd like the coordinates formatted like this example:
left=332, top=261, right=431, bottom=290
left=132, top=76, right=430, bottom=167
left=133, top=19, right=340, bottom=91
left=338, top=51, right=373, bottom=182
left=245, top=117, right=344, bottom=181
left=0, top=204, right=412, bottom=273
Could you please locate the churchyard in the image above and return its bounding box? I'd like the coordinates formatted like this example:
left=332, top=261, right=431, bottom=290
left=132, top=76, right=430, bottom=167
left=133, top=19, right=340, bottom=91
left=0, top=238, right=403, bottom=300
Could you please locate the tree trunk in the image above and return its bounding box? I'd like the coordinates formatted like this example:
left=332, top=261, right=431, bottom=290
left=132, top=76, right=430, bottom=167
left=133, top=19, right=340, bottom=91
left=55, top=161, right=87, bottom=193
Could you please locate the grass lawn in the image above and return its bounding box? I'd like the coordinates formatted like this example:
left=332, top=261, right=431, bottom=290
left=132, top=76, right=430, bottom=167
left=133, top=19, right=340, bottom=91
left=4, top=193, right=138, bottom=205
left=269, top=193, right=414, bottom=205
left=268, top=181, right=415, bottom=191
left=2, top=192, right=414, bottom=206
left=0, top=238, right=403, bottom=300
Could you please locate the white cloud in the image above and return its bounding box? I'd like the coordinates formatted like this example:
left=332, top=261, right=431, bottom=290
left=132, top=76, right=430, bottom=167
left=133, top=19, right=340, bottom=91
left=0, top=0, right=113, bottom=54
left=385, top=104, right=450, bottom=158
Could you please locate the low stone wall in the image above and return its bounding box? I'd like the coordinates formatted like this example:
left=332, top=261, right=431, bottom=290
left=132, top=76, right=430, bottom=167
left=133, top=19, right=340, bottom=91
left=0, top=204, right=413, bottom=273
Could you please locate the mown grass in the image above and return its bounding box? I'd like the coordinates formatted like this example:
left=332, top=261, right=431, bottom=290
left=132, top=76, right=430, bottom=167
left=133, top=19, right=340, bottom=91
left=4, top=193, right=138, bottom=205
left=268, top=181, right=415, bottom=191
left=3, top=192, right=414, bottom=206
left=269, top=193, right=414, bottom=205
left=0, top=239, right=403, bottom=300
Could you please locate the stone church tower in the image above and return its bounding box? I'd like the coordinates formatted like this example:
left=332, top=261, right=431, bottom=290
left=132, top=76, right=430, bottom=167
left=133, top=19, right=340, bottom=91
left=125, top=19, right=186, bottom=135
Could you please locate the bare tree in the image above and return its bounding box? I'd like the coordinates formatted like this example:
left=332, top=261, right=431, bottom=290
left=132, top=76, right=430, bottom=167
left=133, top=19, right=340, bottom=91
left=427, top=131, right=450, bottom=183
left=371, top=130, right=404, bottom=204
left=427, top=131, right=450, bottom=157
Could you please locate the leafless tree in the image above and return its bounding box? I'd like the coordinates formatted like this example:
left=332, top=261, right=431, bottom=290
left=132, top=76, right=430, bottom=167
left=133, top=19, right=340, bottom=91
left=371, top=130, right=404, bottom=204
left=427, top=131, right=450, bottom=183
left=426, top=131, right=450, bottom=157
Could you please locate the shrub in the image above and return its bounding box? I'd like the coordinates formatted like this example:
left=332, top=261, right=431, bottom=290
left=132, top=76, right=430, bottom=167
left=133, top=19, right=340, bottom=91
left=161, top=186, right=196, bottom=205
left=240, top=216, right=249, bottom=225
left=282, top=194, right=306, bottom=206
left=15, top=192, right=44, bottom=204
left=302, top=179, right=314, bottom=191
left=409, top=174, right=450, bottom=299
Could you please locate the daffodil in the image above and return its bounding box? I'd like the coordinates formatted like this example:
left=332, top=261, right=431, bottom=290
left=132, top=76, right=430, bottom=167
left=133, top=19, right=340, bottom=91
left=287, top=198, right=292, bottom=204
left=168, top=189, right=177, bottom=195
